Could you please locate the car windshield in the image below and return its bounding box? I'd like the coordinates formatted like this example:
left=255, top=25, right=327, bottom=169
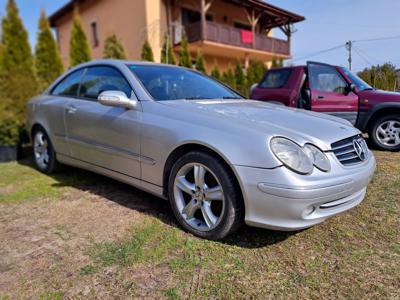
left=128, top=65, right=242, bottom=101
left=340, top=67, right=373, bottom=91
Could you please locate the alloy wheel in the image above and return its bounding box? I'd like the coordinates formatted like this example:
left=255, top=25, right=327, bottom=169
left=34, top=131, right=50, bottom=170
left=173, top=163, right=225, bottom=231
left=375, top=120, right=400, bottom=147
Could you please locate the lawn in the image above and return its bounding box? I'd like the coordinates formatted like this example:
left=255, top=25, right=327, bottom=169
left=0, top=151, right=399, bottom=299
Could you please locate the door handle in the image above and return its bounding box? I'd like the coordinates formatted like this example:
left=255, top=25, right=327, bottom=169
left=67, top=105, right=77, bottom=114
left=317, top=95, right=325, bottom=99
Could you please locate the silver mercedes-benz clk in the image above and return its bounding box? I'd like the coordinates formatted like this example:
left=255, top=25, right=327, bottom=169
left=27, top=60, right=376, bottom=240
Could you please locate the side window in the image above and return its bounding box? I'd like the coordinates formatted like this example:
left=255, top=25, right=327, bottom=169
left=79, top=66, right=132, bottom=100
left=309, top=65, right=347, bottom=93
left=259, top=69, right=291, bottom=88
left=51, top=69, right=85, bottom=97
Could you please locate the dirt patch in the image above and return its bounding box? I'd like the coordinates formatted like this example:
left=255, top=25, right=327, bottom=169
left=0, top=176, right=171, bottom=298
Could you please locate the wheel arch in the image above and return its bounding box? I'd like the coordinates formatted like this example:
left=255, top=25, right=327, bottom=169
left=30, top=123, right=47, bottom=140
left=365, top=105, right=400, bottom=131
left=162, top=143, right=245, bottom=207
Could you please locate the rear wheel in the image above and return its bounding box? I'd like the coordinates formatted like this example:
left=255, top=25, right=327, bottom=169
left=369, top=115, right=400, bottom=151
left=32, top=128, right=62, bottom=174
left=168, top=151, right=243, bottom=240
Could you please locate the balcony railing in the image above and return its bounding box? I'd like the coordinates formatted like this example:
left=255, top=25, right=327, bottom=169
left=183, top=21, right=290, bottom=56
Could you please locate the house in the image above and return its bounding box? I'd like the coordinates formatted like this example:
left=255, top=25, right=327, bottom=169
left=49, top=0, right=304, bottom=72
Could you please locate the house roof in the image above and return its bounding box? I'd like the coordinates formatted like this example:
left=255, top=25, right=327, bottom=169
left=49, top=0, right=305, bottom=27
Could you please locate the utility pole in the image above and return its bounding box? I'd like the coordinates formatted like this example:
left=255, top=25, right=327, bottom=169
left=345, top=40, right=352, bottom=70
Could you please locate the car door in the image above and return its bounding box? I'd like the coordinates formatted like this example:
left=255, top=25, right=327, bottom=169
left=307, top=62, right=359, bottom=125
left=64, top=65, right=142, bottom=179
left=46, top=68, right=85, bottom=156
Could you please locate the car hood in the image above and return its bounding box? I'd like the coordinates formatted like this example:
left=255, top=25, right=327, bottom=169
left=159, top=99, right=360, bottom=150
left=358, top=89, right=400, bottom=102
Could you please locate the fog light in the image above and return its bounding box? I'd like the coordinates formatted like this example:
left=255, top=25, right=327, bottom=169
left=304, top=206, right=315, bottom=216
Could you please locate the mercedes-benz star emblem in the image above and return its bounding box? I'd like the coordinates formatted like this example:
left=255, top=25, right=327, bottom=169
left=353, top=139, right=366, bottom=161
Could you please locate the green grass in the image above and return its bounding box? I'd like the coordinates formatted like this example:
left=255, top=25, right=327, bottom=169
left=0, top=160, right=95, bottom=203
left=1, top=152, right=399, bottom=298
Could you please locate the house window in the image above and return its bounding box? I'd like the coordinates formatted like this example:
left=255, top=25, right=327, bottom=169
left=90, top=21, right=99, bottom=47
left=233, top=21, right=251, bottom=31
left=181, top=8, right=213, bottom=26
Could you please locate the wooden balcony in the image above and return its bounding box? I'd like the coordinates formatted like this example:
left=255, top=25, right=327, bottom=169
left=184, top=21, right=290, bottom=56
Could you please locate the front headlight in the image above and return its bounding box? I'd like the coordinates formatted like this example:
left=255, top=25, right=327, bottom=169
left=270, top=137, right=313, bottom=174
left=303, top=144, right=331, bottom=172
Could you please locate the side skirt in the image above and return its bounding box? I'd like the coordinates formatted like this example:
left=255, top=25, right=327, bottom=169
left=57, top=153, right=167, bottom=200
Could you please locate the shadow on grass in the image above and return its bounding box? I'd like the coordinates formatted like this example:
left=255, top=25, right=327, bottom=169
left=18, top=151, right=296, bottom=249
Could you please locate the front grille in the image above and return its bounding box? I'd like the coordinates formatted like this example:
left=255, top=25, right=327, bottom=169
left=331, top=135, right=368, bottom=165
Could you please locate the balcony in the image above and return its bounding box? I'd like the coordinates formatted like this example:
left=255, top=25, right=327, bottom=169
left=184, top=21, right=290, bottom=56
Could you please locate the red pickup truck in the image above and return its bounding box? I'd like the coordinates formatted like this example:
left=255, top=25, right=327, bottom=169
left=250, top=61, right=400, bottom=151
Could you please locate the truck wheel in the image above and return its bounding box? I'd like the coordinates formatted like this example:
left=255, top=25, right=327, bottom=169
left=369, top=115, right=400, bottom=151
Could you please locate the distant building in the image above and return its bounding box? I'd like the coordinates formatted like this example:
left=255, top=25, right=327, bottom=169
left=49, top=0, right=304, bottom=72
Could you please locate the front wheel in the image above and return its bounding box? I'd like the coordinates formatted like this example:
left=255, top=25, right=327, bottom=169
left=32, top=128, right=62, bottom=174
left=369, top=115, right=400, bottom=151
left=168, top=151, right=243, bottom=240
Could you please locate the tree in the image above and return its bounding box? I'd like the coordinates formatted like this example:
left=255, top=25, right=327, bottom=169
left=271, top=57, right=284, bottom=68
left=0, top=0, right=37, bottom=124
left=69, top=12, right=91, bottom=67
left=211, top=66, right=221, bottom=81
left=247, top=60, right=267, bottom=93
left=179, top=33, right=191, bottom=68
left=103, top=34, right=127, bottom=59
left=234, top=62, right=247, bottom=96
left=141, top=39, right=154, bottom=62
left=195, top=50, right=206, bottom=73
left=160, top=35, right=176, bottom=65
left=35, top=10, right=64, bottom=92
left=358, top=63, right=398, bottom=91
left=222, top=69, right=236, bottom=90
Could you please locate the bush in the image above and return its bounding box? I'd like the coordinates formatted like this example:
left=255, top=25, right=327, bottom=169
left=211, top=66, right=221, bottom=81
left=0, top=110, right=22, bottom=146
left=104, top=34, right=127, bottom=59
left=141, top=39, right=154, bottom=62
left=160, top=35, right=176, bottom=65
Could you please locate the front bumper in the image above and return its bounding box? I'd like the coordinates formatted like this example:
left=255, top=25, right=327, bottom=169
left=233, top=152, right=376, bottom=231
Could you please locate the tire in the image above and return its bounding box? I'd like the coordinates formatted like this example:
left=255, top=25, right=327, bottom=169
left=32, top=127, right=62, bottom=174
left=168, top=151, right=244, bottom=240
left=369, top=115, right=400, bottom=151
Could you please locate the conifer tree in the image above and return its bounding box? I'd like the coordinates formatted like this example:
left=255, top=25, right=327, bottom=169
left=35, top=10, right=64, bottom=91
left=195, top=50, right=206, bottom=73
left=0, top=0, right=37, bottom=123
left=103, top=34, right=127, bottom=59
left=69, top=12, right=91, bottom=67
left=222, top=69, right=236, bottom=90
left=160, top=35, right=176, bottom=64
left=234, top=62, right=247, bottom=96
left=179, top=33, right=191, bottom=68
left=141, top=39, right=154, bottom=62
left=211, top=66, right=221, bottom=81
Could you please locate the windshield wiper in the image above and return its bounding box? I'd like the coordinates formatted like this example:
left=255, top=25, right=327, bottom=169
left=222, top=96, right=242, bottom=99
left=184, top=97, right=214, bottom=100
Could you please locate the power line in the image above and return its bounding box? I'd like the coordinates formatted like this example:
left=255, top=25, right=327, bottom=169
left=353, top=35, right=400, bottom=43
left=352, top=46, right=374, bottom=66
left=290, top=44, right=344, bottom=62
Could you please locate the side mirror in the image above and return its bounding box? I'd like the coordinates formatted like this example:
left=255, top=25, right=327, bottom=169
left=344, top=83, right=356, bottom=95
left=98, top=90, right=137, bottom=109
left=249, top=83, right=258, bottom=97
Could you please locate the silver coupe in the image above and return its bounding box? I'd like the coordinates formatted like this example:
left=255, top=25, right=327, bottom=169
left=27, top=60, right=376, bottom=240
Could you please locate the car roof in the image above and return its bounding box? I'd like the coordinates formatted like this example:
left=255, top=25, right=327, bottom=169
left=72, top=59, right=182, bottom=70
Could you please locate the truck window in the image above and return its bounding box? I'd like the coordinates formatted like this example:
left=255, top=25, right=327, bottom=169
left=309, top=64, right=347, bottom=93
left=259, top=69, right=292, bottom=88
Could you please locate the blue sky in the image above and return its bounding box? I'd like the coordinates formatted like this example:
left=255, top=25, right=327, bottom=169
left=1, top=0, right=400, bottom=72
